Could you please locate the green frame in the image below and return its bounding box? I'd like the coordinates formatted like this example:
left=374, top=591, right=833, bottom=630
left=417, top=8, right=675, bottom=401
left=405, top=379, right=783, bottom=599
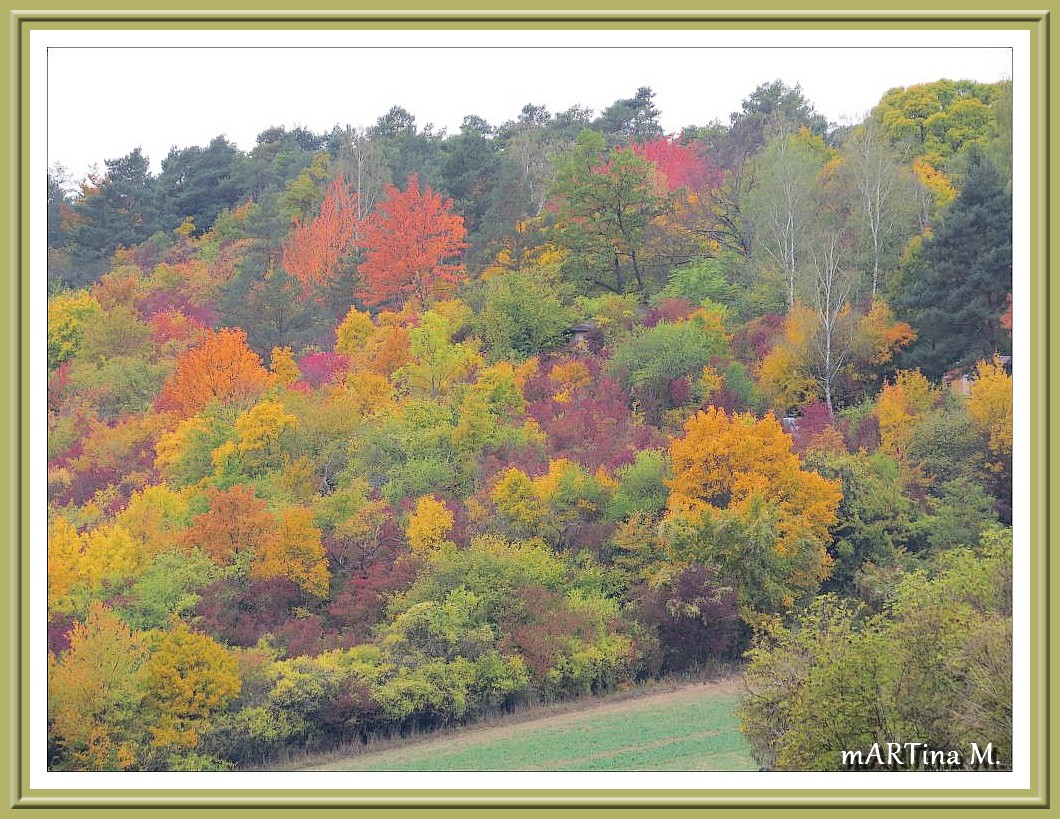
left=4, top=4, right=1048, bottom=814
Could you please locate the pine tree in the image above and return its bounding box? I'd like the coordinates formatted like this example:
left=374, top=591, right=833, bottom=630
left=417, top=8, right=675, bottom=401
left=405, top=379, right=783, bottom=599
left=895, top=152, right=1012, bottom=379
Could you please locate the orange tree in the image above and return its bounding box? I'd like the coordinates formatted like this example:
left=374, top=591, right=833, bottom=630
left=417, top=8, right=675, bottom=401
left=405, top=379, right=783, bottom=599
left=357, top=174, right=467, bottom=310
left=156, top=328, right=269, bottom=417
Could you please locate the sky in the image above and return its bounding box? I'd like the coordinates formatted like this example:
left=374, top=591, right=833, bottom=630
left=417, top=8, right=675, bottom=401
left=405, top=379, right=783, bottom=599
left=41, top=29, right=1015, bottom=183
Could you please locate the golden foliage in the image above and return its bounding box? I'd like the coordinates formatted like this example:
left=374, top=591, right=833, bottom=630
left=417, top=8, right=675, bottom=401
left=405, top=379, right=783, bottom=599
left=853, top=300, right=917, bottom=367
left=143, top=624, right=240, bottom=750
left=252, top=506, right=330, bottom=597
left=875, top=369, right=937, bottom=462
left=235, top=399, right=299, bottom=455
left=48, top=604, right=148, bottom=770
left=667, top=407, right=842, bottom=558
left=967, top=357, right=1013, bottom=462
left=757, top=304, right=820, bottom=412
left=334, top=306, right=377, bottom=358
left=269, top=346, right=300, bottom=386
left=406, top=495, right=455, bottom=554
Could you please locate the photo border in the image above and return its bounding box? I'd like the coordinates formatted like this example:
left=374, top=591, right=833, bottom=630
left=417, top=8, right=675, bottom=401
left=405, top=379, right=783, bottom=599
left=4, top=2, right=1049, bottom=813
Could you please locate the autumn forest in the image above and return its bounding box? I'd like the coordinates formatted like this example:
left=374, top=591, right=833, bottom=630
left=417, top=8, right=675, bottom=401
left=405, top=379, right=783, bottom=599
left=46, top=79, right=1014, bottom=772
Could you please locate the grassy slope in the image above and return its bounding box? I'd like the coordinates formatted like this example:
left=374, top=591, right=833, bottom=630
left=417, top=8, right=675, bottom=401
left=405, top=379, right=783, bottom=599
left=301, top=676, right=755, bottom=772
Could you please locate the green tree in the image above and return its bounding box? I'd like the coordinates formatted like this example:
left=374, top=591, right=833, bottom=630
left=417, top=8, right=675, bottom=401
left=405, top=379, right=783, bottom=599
left=392, top=303, right=483, bottom=399
left=119, top=548, right=220, bottom=631
left=65, top=149, right=158, bottom=282
left=895, top=153, right=1011, bottom=378
left=608, top=449, right=672, bottom=521
left=157, top=136, right=248, bottom=235
left=592, top=86, right=664, bottom=146
left=439, top=115, right=501, bottom=237
left=609, top=308, right=730, bottom=424
left=746, top=130, right=830, bottom=308
left=468, top=269, right=573, bottom=361
left=551, top=130, right=669, bottom=295
left=740, top=534, right=1011, bottom=770
left=729, top=80, right=830, bottom=160
left=803, top=450, right=918, bottom=598
left=839, top=121, right=919, bottom=298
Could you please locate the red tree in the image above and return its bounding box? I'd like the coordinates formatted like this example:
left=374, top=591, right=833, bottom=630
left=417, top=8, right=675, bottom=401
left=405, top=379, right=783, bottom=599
left=632, top=137, right=723, bottom=195
left=357, top=174, right=467, bottom=309
left=282, top=176, right=360, bottom=297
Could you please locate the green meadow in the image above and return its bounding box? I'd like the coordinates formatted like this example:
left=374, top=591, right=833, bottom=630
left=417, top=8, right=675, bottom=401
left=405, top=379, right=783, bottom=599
left=305, top=681, right=755, bottom=772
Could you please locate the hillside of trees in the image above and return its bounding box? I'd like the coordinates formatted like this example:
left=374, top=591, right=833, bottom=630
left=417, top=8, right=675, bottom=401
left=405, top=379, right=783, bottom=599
left=46, top=79, right=1014, bottom=772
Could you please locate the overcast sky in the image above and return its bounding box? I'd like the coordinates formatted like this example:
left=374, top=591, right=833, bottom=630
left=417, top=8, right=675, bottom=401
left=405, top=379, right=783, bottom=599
left=43, top=29, right=1015, bottom=182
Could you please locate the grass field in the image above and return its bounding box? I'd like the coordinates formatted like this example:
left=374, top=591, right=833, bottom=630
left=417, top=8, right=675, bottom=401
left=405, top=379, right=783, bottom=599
left=302, top=676, right=756, bottom=772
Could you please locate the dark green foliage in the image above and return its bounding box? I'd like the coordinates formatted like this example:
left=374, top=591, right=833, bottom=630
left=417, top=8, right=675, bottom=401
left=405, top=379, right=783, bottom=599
left=895, top=152, right=1011, bottom=378
left=728, top=80, right=829, bottom=160
left=371, top=106, right=446, bottom=190
left=219, top=257, right=333, bottom=356
left=593, top=86, right=664, bottom=146
left=157, top=136, right=248, bottom=235
left=63, top=149, right=159, bottom=285
left=806, top=450, right=917, bottom=596
left=664, top=501, right=812, bottom=616
left=550, top=130, right=669, bottom=296
left=910, top=478, right=998, bottom=554
left=906, top=404, right=988, bottom=487
left=439, top=116, right=501, bottom=237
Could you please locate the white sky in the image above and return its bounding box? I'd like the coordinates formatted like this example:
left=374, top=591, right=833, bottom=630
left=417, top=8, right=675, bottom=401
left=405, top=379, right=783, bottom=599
left=44, top=29, right=1014, bottom=182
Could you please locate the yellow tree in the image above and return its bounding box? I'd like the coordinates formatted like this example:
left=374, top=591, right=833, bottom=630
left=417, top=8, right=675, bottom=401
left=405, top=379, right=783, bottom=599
left=235, top=399, right=299, bottom=468
left=491, top=459, right=612, bottom=547
left=334, top=305, right=377, bottom=358
left=850, top=300, right=916, bottom=370
left=48, top=603, right=148, bottom=770
left=668, top=407, right=841, bottom=555
left=78, top=523, right=142, bottom=597
left=966, top=357, right=1013, bottom=462
left=405, top=494, right=455, bottom=554
left=966, top=357, right=1013, bottom=501
left=875, top=369, right=937, bottom=465
left=142, top=624, right=240, bottom=752
left=269, top=346, right=300, bottom=386
left=757, top=303, right=821, bottom=413
left=252, top=506, right=330, bottom=597
left=48, top=290, right=103, bottom=369
left=665, top=407, right=842, bottom=611
left=48, top=517, right=84, bottom=613
left=115, top=484, right=189, bottom=565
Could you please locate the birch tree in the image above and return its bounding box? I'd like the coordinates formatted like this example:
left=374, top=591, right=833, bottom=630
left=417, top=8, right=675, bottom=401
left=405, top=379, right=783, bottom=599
left=841, top=122, right=916, bottom=298
left=809, top=231, right=857, bottom=416
left=747, top=132, right=829, bottom=307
